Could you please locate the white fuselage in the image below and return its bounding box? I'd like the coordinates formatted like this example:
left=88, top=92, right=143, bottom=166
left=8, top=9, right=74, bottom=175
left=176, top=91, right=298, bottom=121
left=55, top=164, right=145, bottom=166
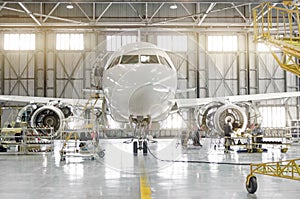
left=102, top=42, right=177, bottom=123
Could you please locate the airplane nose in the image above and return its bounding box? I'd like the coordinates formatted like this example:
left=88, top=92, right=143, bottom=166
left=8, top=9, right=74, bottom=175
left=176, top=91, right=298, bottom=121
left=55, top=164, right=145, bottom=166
left=108, top=64, right=177, bottom=121
left=128, top=83, right=167, bottom=118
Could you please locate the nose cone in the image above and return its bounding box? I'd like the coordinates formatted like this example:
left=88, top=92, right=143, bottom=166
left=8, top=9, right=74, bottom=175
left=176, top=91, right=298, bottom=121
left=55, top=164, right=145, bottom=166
left=128, top=83, right=172, bottom=120
left=103, top=64, right=177, bottom=122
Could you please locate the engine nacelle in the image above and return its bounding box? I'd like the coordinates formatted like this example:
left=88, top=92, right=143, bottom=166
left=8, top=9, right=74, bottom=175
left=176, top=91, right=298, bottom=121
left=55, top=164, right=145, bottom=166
left=16, top=103, right=42, bottom=123
left=196, top=102, right=248, bottom=137
left=213, top=104, right=247, bottom=136
left=30, top=105, right=65, bottom=136
left=16, top=102, right=80, bottom=137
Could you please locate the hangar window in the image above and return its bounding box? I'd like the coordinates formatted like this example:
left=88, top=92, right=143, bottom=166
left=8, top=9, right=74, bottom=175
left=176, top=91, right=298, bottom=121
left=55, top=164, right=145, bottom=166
left=259, top=106, right=286, bottom=128
left=56, top=33, right=84, bottom=50
left=157, top=35, right=187, bottom=52
left=4, top=34, right=35, bottom=50
left=106, top=35, right=137, bottom=51
left=207, top=35, right=237, bottom=52
left=161, top=113, right=186, bottom=129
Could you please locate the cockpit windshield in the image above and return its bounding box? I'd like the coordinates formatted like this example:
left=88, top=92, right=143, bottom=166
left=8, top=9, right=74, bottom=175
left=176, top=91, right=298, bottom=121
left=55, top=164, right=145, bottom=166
left=107, top=56, right=121, bottom=69
left=120, top=55, right=139, bottom=64
left=106, top=53, right=173, bottom=70
left=120, top=55, right=159, bottom=64
left=140, top=55, right=159, bottom=64
left=158, top=56, right=172, bottom=68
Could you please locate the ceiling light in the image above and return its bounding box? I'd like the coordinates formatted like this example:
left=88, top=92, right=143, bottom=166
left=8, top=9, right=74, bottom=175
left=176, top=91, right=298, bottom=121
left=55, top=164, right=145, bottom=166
left=66, top=3, right=74, bottom=9
left=170, top=3, right=177, bottom=10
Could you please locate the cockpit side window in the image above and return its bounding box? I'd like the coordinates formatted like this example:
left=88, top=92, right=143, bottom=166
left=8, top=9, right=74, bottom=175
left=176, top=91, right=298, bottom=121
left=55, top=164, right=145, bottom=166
left=159, top=56, right=172, bottom=69
left=120, top=55, right=139, bottom=64
left=140, top=55, right=159, bottom=64
left=107, top=56, right=121, bottom=69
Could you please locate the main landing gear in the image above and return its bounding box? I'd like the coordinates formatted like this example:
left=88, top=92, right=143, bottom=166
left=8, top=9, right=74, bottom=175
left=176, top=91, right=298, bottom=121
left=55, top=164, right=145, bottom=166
left=133, top=138, right=148, bottom=156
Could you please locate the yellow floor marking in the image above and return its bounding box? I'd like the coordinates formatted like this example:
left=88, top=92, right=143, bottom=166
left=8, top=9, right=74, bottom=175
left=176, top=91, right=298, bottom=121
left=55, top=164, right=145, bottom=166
left=139, top=158, right=152, bottom=199
left=140, top=174, right=152, bottom=199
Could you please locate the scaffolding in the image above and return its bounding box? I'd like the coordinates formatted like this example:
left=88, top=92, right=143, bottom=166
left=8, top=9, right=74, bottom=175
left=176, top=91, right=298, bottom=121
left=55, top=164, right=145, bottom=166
left=253, top=1, right=300, bottom=76
left=0, top=126, right=54, bottom=154
left=59, top=93, right=105, bottom=161
left=60, top=117, right=105, bottom=161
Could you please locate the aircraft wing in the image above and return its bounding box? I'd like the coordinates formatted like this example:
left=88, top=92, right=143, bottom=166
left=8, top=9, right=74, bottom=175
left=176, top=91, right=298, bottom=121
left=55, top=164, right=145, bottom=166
left=0, top=95, right=102, bottom=108
left=171, top=91, right=300, bottom=108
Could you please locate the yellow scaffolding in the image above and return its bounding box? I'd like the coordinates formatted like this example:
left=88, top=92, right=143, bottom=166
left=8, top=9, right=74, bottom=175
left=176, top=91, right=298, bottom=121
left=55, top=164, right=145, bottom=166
left=245, top=158, right=300, bottom=193
left=253, top=1, right=300, bottom=76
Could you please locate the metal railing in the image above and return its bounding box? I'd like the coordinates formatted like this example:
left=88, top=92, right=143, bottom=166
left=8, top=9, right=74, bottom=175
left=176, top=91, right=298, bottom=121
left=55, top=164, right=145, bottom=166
left=253, top=2, right=300, bottom=76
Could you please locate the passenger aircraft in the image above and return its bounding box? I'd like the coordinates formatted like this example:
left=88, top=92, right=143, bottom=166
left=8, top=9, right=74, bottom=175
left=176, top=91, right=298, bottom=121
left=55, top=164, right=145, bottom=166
left=0, top=42, right=300, bottom=155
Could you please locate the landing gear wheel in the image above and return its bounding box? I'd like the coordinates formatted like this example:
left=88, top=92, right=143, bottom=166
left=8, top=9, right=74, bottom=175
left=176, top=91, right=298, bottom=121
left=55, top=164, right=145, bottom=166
left=246, top=175, right=257, bottom=194
left=143, top=141, right=148, bottom=155
left=133, top=141, right=138, bottom=156
left=98, top=151, right=105, bottom=158
left=60, top=151, right=66, bottom=161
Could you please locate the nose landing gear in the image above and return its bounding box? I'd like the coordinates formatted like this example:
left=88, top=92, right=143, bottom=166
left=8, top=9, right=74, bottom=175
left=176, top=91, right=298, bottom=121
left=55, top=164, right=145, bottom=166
left=129, top=115, right=151, bottom=156
left=133, top=139, right=148, bottom=156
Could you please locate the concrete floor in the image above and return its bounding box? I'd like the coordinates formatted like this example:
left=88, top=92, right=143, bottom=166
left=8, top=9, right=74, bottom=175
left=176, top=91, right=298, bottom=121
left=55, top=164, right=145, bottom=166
left=0, top=138, right=300, bottom=199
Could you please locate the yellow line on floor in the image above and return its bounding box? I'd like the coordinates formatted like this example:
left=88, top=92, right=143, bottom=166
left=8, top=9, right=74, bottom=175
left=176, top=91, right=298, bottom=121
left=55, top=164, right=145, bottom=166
left=140, top=174, right=152, bottom=199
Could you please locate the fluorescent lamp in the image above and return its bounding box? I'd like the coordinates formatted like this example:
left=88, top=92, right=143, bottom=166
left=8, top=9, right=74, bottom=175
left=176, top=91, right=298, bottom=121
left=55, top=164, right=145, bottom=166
left=170, top=3, right=177, bottom=10
left=66, top=3, right=74, bottom=9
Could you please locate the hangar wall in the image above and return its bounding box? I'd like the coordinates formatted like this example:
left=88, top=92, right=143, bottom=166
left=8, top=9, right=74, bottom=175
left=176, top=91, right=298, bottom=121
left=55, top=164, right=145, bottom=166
left=0, top=28, right=299, bottom=125
left=0, top=2, right=298, bottom=127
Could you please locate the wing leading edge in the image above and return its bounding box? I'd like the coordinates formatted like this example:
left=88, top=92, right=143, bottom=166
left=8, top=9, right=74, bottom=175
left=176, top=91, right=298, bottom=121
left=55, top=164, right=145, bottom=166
left=171, top=91, right=300, bottom=108
left=0, top=95, right=102, bottom=108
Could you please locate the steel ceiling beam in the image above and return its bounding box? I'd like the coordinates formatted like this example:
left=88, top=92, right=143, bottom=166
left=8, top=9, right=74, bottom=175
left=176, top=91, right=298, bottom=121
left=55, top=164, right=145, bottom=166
left=148, top=3, right=165, bottom=24
left=19, top=2, right=42, bottom=26
left=2, top=0, right=280, bottom=3
left=75, top=3, right=92, bottom=22
left=0, top=1, right=280, bottom=28
left=42, top=2, right=60, bottom=23
left=95, top=3, right=112, bottom=23
left=198, top=2, right=216, bottom=26
left=231, top=3, right=247, bottom=22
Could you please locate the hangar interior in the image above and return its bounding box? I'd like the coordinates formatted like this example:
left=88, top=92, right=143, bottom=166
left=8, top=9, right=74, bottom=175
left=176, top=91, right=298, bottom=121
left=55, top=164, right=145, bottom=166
left=0, top=1, right=300, bottom=199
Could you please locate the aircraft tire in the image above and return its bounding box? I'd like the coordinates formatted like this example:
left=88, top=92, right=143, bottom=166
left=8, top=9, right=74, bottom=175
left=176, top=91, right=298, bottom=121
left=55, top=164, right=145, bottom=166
left=246, top=175, right=257, bottom=194
left=133, top=141, right=138, bottom=156
left=143, top=141, right=148, bottom=155
left=98, top=151, right=105, bottom=158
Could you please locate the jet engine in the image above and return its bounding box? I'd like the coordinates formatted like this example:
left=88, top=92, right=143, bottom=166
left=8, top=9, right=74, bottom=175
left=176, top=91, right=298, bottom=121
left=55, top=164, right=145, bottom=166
left=16, top=103, right=43, bottom=124
left=30, top=105, right=65, bottom=135
left=16, top=102, right=80, bottom=137
left=196, top=102, right=248, bottom=137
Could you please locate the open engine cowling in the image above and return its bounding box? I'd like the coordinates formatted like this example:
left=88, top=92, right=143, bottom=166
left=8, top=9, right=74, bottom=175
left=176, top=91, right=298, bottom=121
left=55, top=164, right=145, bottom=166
left=16, top=103, right=42, bottom=123
left=16, top=102, right=80, bottom=137
left=196, top=102, right=248, bottom=137
left=30, top=105, right=65, bottom=136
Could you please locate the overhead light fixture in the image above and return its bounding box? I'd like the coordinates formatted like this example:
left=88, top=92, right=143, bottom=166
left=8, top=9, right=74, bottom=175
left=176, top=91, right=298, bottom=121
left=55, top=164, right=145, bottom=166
left=170, top=3, right=177, bottom=10
left=66, top=3, right=74, bottom=9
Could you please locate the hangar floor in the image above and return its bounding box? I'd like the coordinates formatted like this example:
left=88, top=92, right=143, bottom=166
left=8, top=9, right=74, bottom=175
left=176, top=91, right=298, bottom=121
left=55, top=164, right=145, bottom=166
left=0, top=138, right=300, bottom=199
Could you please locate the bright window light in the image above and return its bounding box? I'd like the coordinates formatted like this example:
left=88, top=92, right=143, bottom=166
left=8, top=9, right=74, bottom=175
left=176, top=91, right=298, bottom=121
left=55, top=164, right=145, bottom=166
left=106, top=35, right=137, bottom=51
left=157, top=35, right=187, bottom=52
left=4, top=33, right=35, bottom=50
left=259, top=106, right=286, bottom=128
left=207, top=35, right=237, bottom=52
left=257, top=43, right=279, bottom=52
left=107, top=115, right=118, bottom=129
left=161, top=113, right=186, bottom=129
left=56, top=33, right=84, bottom=50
